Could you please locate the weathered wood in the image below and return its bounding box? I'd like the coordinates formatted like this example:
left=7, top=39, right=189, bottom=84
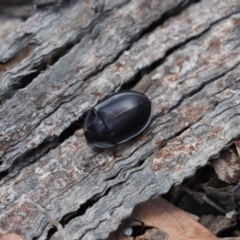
left=0, top=1, right=32, bottom=18
left=0, top=0, right=184, bottom=172
left=0, top=0, right=240, bottom=239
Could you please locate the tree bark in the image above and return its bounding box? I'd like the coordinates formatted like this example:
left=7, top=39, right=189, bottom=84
left=0, top=0, right=240, bottom=239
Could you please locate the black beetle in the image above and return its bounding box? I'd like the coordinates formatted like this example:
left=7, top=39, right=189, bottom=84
left=83, top=91, right=152, bottom=148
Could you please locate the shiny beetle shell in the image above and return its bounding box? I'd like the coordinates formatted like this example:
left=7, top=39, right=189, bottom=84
left=83, top=91, right=152, bottom=148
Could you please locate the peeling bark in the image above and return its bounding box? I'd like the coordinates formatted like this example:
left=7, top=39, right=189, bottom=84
left=0, top=0, right=240, bottom=239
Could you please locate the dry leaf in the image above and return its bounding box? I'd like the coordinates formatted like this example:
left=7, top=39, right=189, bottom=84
left=212, top=146, right=240, bottom=184
left=108, top=197, right=218, bottom=240
left=199, top=214, right=237, bottom=235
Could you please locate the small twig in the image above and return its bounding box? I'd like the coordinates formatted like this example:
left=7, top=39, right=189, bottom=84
left=27, top=199, right=68, bottom=240
left=183, top=186, right=226, bottom=214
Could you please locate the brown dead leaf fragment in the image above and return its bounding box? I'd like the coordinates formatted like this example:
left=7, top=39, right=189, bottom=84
left=199, top=214, right=237, bottom=235
left=0, top=233, right=24, bottom=240
left=212, top=146, right=240, bottom=184
left=109, top=197, right=218, bottom=240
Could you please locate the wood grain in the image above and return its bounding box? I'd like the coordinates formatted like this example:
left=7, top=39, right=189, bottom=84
left=0, top=0, right=240, bottom=239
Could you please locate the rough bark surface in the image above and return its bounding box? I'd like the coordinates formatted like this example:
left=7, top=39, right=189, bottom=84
left=0, top=0, right=240, bottom=239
